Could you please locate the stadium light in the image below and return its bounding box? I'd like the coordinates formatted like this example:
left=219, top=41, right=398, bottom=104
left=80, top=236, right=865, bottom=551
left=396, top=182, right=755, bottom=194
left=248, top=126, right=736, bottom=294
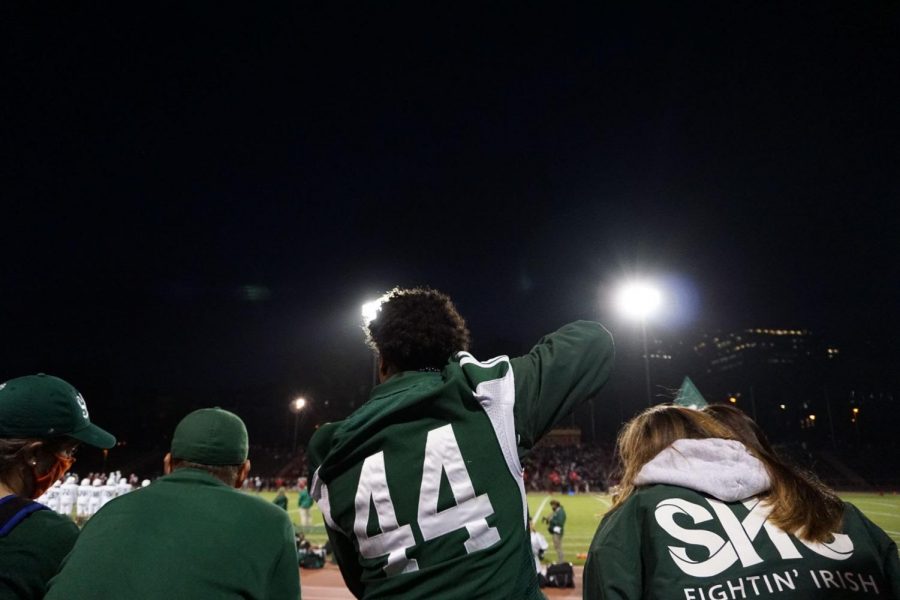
left=615, top=283, right=662, bottom=321
left=614, top=281, right=663, bottom=406
left=361, top=299, right=383, bottom=385
left=361, top=299, right=381, bottom=324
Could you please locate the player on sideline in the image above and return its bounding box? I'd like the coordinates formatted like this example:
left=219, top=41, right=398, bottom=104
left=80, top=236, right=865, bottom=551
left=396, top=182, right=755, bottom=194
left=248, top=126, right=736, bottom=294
left=309, top=287, right=614, bottom=599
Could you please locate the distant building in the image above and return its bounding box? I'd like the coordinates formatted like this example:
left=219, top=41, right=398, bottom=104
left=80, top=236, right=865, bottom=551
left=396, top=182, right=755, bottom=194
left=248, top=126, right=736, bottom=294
left=689, top=328, right=839, bottom=444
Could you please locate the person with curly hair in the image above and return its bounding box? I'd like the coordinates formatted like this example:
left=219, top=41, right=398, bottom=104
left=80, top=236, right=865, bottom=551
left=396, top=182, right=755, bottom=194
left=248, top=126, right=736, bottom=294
left=309, top=286, right=614, bottom=599
left=583, top=404, right=900, bottom=599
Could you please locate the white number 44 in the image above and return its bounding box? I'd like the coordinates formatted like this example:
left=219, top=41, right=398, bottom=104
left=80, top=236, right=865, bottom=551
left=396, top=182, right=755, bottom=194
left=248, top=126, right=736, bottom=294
left=353, top=424, right=500, bottom=574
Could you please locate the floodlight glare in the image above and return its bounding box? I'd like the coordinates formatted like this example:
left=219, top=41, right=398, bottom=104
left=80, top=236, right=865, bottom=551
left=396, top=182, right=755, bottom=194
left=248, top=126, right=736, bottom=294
left=291, top=397, right=307, bottom=412
left=361, top=299, right=381, bottom=324
left=616, top=283, right=662, bottom=321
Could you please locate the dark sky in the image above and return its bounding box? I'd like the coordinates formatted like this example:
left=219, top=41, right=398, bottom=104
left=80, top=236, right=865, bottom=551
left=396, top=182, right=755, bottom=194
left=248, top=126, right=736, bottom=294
left=2, top=3, right=898, bottom=424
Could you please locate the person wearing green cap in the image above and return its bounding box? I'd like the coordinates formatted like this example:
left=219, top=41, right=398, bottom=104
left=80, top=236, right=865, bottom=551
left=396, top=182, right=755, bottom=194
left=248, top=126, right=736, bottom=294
left=0, top=373, right=117, bottom=599
left=45, top=407, right=301, bottom=600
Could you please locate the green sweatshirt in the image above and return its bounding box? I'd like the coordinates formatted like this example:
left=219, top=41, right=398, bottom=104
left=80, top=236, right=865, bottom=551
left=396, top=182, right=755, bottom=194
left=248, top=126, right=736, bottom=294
left=309, top=321, right=614, bottom=599
left=584, top=439, right=900, bottom=600
left=46, top=468, right=301, bottom=600
left=548, top=506, right=566, bottom=536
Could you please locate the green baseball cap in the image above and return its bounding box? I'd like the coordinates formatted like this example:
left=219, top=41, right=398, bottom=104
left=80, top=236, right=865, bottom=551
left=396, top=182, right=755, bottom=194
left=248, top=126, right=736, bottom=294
left=171, top=408, right=248, bottom=466
left=0, top=374, right=116, bottom=449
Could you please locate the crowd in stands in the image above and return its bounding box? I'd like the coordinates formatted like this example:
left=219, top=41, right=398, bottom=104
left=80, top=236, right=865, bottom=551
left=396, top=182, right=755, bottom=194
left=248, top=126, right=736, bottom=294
left=522, top=443, right=614, bottom=493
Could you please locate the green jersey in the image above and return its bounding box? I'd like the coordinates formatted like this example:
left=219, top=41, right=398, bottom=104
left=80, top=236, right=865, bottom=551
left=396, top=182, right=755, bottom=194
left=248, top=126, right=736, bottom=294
left=309, top=321, right=614, bottom=599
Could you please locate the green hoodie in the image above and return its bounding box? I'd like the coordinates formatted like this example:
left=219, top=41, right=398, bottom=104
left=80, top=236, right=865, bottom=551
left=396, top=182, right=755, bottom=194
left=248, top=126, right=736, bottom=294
left=309, top=321, right=614, bottom=600
left=584, top=439, right=900, bottom=599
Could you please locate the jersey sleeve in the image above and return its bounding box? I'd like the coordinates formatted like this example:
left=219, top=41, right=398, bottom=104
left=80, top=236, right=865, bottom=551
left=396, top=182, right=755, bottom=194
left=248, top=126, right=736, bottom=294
left=326, top=523, right=366, bottom=598
left=583, top=499, right=643, bottom=600
left=510, top=320, right=614, bottom=451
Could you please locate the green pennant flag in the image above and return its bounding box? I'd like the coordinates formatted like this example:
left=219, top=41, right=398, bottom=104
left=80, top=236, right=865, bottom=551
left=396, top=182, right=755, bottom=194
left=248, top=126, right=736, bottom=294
left=674, top=376, right=708, bottom=408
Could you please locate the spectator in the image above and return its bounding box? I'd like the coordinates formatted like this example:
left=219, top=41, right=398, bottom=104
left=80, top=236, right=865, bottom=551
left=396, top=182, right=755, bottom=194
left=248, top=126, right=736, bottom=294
left=46, top=408, right=300, bottom=600
left=584, top=404, right=900, bottom=599
left=0, top=374, right=116, bottom=599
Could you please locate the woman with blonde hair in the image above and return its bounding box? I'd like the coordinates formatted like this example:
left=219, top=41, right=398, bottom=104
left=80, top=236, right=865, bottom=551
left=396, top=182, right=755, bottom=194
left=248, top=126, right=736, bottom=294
left=584, top=404, right=899, bottom=599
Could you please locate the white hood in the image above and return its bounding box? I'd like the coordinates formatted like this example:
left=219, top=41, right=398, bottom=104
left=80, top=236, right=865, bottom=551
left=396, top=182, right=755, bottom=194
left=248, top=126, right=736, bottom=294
left=634, top=438, right=771, bottom=502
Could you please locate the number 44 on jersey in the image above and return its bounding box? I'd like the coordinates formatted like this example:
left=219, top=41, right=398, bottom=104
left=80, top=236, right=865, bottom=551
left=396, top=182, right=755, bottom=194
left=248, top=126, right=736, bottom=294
left=353, top=424, right=501, bottom=575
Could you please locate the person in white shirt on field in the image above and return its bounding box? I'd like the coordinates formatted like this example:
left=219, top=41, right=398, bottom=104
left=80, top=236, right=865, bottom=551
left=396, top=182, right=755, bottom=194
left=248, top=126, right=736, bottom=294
left=59, top=476, right=78, bottom=518
left=87, top=478, right=103, bottom=517
left=115, top=476, right=132, bottom=497
left=76, top=478, right=91, bottom=524
left=99, top=477, right=117, bottom=508
left=530, top=521, right=549, bottom=575
left=44, top=480, right=62, bottom=513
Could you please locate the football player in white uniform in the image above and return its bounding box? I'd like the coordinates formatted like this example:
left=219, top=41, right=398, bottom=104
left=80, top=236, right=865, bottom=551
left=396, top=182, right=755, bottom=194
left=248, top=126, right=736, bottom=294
left=99, top=477, right=117, bottom=508
left=59, top=476, right=78, bottom=518
left=44, top=480, right=62, bottom=513
left=76, top=477, right=92, bottom=524
left=87, top=478, right=103, bottom=517
left=115, top=476, right=132, bottom=497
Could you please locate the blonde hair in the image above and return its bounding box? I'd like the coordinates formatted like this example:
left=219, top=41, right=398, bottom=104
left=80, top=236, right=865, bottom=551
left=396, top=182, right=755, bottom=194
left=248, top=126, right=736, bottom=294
left=702, top=404, right=843, bottom=543
left=611, top=405, right=736, bottom=512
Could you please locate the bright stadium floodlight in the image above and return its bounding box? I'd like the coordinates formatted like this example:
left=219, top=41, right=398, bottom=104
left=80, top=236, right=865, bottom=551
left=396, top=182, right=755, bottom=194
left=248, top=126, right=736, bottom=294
left=291, top=397, right=307, bottom=413
left=615, top=283, right=662, bottom=321
left=361, top=299, right=381, bottom=324
left=614, top=281, right=663, bottom=407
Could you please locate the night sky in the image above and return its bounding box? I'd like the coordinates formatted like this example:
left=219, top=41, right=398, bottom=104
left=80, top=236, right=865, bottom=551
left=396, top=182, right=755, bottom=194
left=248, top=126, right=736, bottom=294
left=3, top=3, right=898, bottom=440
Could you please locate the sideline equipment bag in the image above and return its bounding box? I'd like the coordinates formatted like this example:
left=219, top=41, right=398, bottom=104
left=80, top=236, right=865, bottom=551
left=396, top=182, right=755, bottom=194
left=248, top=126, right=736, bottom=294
left=545, top=562, right=575, bottom=588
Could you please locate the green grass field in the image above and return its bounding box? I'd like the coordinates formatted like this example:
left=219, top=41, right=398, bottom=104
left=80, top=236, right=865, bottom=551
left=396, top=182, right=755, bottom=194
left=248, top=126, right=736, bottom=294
left=261, top=490, right=900, bottom=567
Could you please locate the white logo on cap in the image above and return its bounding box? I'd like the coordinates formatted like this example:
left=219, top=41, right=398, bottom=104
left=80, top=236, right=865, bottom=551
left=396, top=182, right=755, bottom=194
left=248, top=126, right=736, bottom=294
left=75, top=393, right=89, bottom=419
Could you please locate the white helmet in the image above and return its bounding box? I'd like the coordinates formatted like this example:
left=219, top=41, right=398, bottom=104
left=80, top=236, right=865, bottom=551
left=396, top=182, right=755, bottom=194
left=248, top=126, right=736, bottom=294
left=81, top=478, right=90, bottom=486
left=52, top=480, right=62, bottom=487
left=141, top=479, right=151, bottom=488
left=66, top=476, right=77, bottom=484
left=92, top=479, right=102, bottom=487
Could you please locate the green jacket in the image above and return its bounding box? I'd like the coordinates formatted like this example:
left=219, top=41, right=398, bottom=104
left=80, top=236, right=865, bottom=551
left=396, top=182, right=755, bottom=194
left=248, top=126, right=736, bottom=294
left=309, top=321, right=614, bottom=599
left=584, top=439, right=900, bottom=599
left=0, top=500, right=78, bottom=599
left=45, top=468, right=301, bottom=600
left=298, top=488, right=313, bottom=509
left=548, top=506, right=566, bottom=537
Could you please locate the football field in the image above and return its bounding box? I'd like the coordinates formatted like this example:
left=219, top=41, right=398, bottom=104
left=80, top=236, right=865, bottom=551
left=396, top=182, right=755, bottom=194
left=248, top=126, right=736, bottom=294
left=262, top=490, right=900, bottom=567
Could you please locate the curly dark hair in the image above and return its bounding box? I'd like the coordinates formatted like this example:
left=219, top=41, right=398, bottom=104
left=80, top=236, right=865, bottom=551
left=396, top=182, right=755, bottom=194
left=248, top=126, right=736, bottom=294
left=365, top=287, right=471, bottom=372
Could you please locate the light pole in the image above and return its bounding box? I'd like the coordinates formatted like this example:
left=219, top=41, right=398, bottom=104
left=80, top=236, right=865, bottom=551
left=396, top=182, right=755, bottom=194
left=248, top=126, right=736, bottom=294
left=290, top=397, right=307, bottom=452
left=615, top=282, right=662, bottom=406
left=361, top=299, right=382, bottom=386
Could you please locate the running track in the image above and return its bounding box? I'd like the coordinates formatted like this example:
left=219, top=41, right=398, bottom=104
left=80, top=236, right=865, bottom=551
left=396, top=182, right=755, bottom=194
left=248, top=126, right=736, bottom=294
left=299, top=564, right=583, bottom=599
